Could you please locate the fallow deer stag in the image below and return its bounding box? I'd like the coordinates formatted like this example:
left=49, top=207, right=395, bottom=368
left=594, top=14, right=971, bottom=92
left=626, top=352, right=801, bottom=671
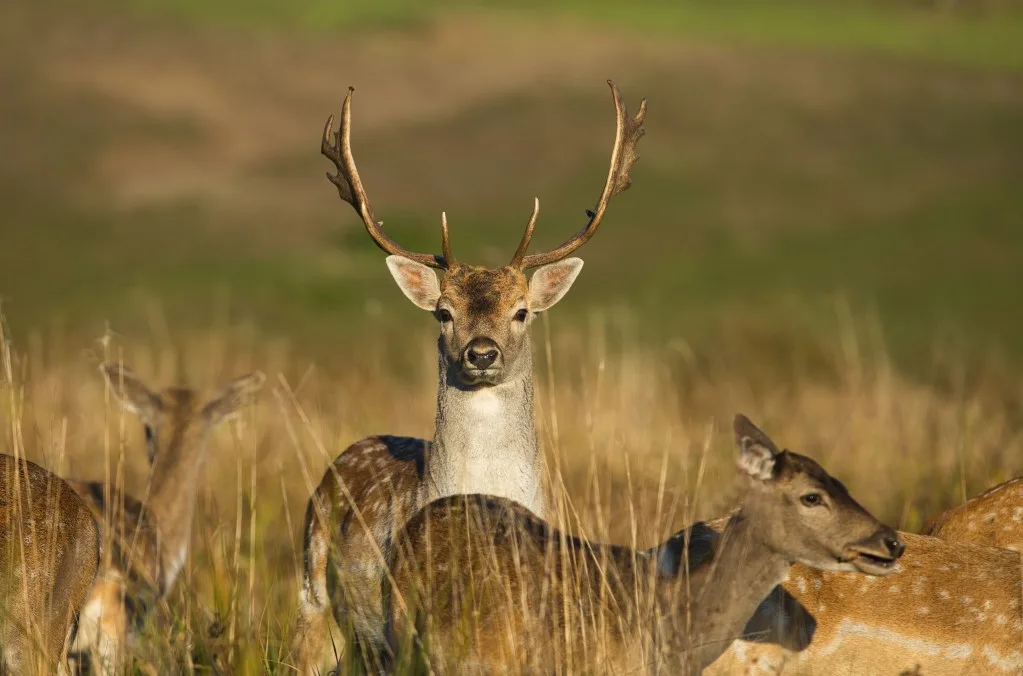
left=0, top=455, right=100, bottom=675
left=921, top=476, right=1022, bottom=552
left=67, top=362, right=265, bottom=673
left=291, top=80, right=646, bottom=673
left=386, top=414, right=904, bottom=675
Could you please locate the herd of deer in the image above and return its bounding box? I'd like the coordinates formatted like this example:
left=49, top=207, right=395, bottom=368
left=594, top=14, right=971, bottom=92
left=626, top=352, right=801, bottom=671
left=0, top=81, right=1020, bottom=675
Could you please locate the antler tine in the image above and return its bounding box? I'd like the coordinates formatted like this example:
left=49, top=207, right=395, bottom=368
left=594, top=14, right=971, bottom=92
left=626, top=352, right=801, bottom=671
left=441, top=212, right=455, bottom=266
left=518, top=80, right=646, bottom=270
left=508, top=197, right=540, bottom=267
left=321, top=87, right=447, bottom=269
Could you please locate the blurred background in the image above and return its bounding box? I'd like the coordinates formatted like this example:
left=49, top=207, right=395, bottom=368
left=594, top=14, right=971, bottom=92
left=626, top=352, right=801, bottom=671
left=3, top=0, right=1022, bottom=371
left=1, top=0, right=1023, bottom=666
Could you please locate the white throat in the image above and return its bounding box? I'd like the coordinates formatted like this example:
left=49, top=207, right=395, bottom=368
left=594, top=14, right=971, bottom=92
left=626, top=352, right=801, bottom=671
left=428, top=369, right=544, bottom=517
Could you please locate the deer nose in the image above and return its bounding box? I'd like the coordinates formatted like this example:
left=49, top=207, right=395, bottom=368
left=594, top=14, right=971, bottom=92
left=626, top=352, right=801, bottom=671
left=883, top=533, right=905, bottom=559
left=465, top=338, right=500, bottom=370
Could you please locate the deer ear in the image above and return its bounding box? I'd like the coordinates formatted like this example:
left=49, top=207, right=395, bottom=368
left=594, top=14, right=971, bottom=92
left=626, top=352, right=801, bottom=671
left=528, top=258, right=584, bottom=312
left=202, top=372, right=266, bottom=427
left=100, top=362, right=163, bottom=420
left=386, top=255, right=441, bottom=311
left=734, top=414, right=780, bottom=482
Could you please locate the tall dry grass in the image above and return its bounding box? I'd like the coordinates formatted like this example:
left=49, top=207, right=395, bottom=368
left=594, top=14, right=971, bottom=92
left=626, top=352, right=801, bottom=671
left=0, top=309, right=1020, bottom=672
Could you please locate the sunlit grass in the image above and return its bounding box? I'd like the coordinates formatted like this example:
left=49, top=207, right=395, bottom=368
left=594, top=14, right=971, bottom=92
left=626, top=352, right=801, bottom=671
left=1, top=306, right=1020, bottom=671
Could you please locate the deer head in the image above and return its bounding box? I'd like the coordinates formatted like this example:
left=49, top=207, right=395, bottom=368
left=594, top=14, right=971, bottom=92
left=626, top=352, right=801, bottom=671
left=322, top=81, right=646, bottom=388
left=100, top=362, right=265, bottom=469
left=734, top=414, right=905, bottom=576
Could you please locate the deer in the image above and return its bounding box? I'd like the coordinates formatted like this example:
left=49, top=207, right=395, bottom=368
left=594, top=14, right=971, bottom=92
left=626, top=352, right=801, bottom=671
left=384, top=414, right=905, bottom=675
left=0, top=454, right=100, bottom=675
left=65, top=362, right=265, bottom=673
left=703, top=527, right=1022, bottom=675
left=921, top=476, right=1022, bottom=552
left=290, top=79, right=647, bottom=674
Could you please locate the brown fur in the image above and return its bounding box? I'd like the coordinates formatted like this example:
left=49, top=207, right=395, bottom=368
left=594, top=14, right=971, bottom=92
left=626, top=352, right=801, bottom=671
left=385, top=416, right=902, bottom=675
left=295, top=80, right=644, bottom=674
left=291, top=259, right=584, bottom=673
left=67, top=363, right=264, bottom=672
left=0, top=454, right=100, bottom=675
left=921, top=476, right=1023, bottom=552
left=706, top=528, right=1023, bottom=675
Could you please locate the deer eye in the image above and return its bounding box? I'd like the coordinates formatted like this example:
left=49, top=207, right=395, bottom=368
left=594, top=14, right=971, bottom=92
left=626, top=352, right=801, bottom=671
left=800, top=493, right=823, bottom=507
left=144, top=424, right=155, bottom=443
left=437, top=309, right=453, bottom=324
left=514, top=309, right=529, bottom=323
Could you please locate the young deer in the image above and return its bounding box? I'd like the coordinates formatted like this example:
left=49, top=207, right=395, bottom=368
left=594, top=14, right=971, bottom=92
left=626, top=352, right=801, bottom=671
left=385, top=414, right=904, bottom=675
left=704, top=530, right=1022, bottom=675
left=66, top=362, right=265, bottom=672
left=921, top=476, right=1022, bottom=552
left=0, top=455, right=100, bottom=675
left=292, top=80, right=646, bottom=672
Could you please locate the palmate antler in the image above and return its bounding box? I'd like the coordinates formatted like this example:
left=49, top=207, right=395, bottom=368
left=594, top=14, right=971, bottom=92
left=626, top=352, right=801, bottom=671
left=321, top=88, right=453, bottom=269
left=510, top=80, right=647, bottom=270
left=322, top=80, right=645, bottom=271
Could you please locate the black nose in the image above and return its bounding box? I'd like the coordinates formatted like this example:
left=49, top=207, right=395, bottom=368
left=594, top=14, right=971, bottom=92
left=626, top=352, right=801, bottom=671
left=883, top=533, right=905, bottom=559
left=465, top=339, right=500, bottom=370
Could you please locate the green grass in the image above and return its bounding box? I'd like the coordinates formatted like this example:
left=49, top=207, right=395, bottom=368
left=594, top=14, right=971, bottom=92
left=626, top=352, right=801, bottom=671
left=3, top=1, right=1023, bottom=382
left=95, top=0, right=1023, bottom=70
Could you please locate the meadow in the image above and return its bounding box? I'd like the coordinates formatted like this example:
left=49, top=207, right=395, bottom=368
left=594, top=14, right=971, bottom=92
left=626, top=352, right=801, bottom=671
left=1, top=0, right=1023, bottom=671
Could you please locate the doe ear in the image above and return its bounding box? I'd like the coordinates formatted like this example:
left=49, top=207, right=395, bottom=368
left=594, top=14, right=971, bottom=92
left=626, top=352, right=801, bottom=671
left=734, top=413, right=781, bottom=482
left=528, top=258, right=584, bottom=313
left=100, top=362, right=163, bottom=420
left=202, top=371, right=266, bottom=427
left=386, top=255, right=441, bottom=311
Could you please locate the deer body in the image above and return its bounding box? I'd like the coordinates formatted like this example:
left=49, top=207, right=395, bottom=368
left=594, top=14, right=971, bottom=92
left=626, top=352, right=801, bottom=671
left=386, top=415, right=904, bottom=675
left=0, top=454, right=100, bottom=675
left=67, top=363, right=264, bottom=673
left=922, top=476, right=1022, bottom=553
left=705, top=529, right=1023, bottom=675
left=292, top=80, right=646, bottom=673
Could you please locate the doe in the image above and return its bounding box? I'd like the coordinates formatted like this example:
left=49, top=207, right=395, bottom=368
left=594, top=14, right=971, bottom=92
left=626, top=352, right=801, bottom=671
left=386, top=414, right=904, bottom=675
left=67, top=362, right=265, bottom=673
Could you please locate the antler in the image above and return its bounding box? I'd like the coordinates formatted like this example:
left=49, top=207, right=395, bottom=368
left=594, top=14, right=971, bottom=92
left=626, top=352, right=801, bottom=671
left=512, top=80, right=647, bottom=269
left=322, top=87, right=449, bottom=269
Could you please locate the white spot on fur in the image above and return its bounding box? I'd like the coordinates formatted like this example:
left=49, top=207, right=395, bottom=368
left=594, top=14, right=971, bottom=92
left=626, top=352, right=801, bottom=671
left=818, top=619, right=967, bottom=660
left=945, top=644, right=973, bottom=660
left=982, top=646, right=1023, bottom=672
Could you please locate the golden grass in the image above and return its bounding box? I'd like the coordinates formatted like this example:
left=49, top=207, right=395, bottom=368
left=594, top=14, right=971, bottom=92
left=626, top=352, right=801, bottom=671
left=1, top=310, right=1021, bottom=672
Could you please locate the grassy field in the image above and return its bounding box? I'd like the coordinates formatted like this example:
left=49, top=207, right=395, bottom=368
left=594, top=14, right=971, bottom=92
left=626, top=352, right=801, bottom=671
left=1, top=0, right=1022, bottom=671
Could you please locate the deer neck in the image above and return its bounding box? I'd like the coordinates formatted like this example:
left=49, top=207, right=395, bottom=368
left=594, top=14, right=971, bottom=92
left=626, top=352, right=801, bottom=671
left=426, top=349, right=544, bottom=517
left=662, top=512, right=792, bottom=670
left=146, top=431, right=211, bottom=595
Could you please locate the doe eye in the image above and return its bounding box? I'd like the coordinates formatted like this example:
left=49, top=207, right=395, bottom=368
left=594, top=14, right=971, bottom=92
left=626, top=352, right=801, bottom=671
left=800, top=493, right=823, bottom=507
left=437, top=309, right=453, bottom=324
left=144, top=425, right=155, bottom=443
left=514, top=309, right=529, bottom=323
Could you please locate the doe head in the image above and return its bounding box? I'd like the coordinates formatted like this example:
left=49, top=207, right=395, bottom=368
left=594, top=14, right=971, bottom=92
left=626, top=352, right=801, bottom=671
left=100, top=362, right=266, bottom=466
left=321, top=80, right=646, bottom=388
left=734, top=413, right=905, bottom=576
